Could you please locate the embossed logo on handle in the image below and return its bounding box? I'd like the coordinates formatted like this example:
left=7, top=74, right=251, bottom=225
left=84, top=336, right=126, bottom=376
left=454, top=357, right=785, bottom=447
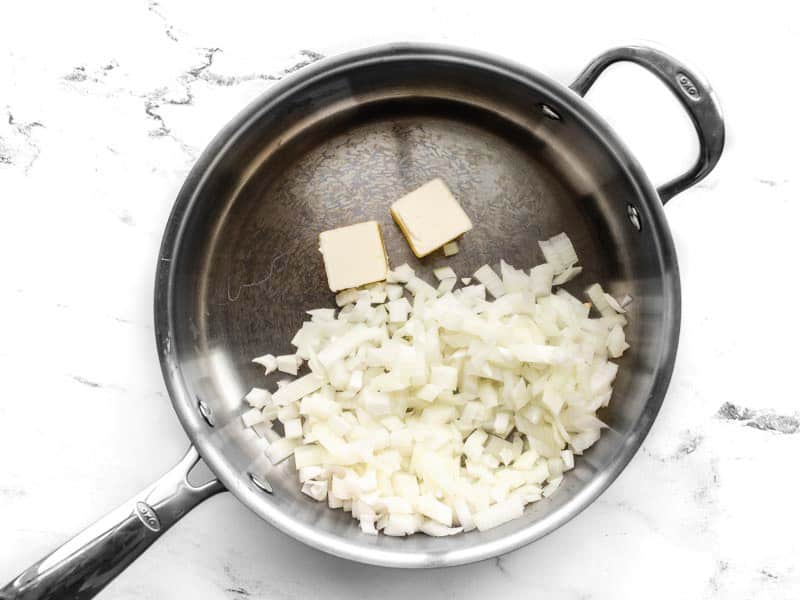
left=676, top=72, right=702, bottom=100
left=135, top=501, right=161, bottom=532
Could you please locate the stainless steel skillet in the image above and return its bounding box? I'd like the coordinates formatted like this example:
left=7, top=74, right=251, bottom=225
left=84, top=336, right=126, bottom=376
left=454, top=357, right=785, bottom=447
left=2, top=43, right=724, bottom=599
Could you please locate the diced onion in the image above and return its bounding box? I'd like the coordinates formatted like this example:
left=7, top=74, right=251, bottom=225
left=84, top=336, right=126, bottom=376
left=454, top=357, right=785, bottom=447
left=386, top=284, right=404, bottom=301
left=277, top=354, right=301, bottom=375
left=437, top=278, right=457, bottom=295
left=434, top=266, right=457, bottom=281
left=242, top=232, right=628, bottom=537
left=473, top=496, right=524, bottom=531
left=252, top=353, right=278, bottom=375
left=552, top=266, right=583, bottom=286
left=443, top=241, right=459, bottom=256
left=245, top=387, right=271, bottom=408
left=538, top=232, right=578, bottom=273
left=241, top=407, right=264, bottom=427
left=473, top=264, right=506, bottom=298
left=387, top=263, right=415, bottom=283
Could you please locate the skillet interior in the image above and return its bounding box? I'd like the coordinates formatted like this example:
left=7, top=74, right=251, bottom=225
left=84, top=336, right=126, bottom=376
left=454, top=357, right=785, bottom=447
left=158, top=46, right=679, bottom=566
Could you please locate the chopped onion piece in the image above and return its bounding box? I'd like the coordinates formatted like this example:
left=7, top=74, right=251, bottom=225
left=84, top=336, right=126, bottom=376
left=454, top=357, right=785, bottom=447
left=473, top=496, right=524, bottom=531
left=387, top=263, right=415, bottom=283
left=418, top=494, right=453, bottom=526
left=434, top=266, right=457, bottom=281
left=430, top=365, right=459, bottom=391
left=277, top=354, right=301, bottom=375
left=335, top=289, right=359, bottom=307
left=474, top=264, right=506, bottom=298
left=405, top=276, right=437, bottom=298
left=294, top=445, right=325, bottom=468
left=604, top=293, right=627, bottom=314
left=302, top=479, right=328, bottom=501
left=464, top=429, right=488, bottom=460
left=241, top=407, right=264, bottom=427
left=443, top=241, right=459, bottom=256
left=266, top=437, right=298, bottom=464
left=500, top=260, right=529, bottom=293
left=318, top=326, right=382, bottom=368
left=360, top=516, right=378, bottom=535
left=417, top=383, right=442, bottom=402
left=245, top=387, right=271, bottom=409
left=530, top=263, right=555, bottom=297
left=607, top=324, right=630, bottom=358
left=552, top=266, right=583, bottom=286
left=437, top=278, right=457, bottom=295
left=387, top=298, right=412, bottom=323
left=510, top=344, right=566, bottom=365
left=272, top=374, right=323, bottom=406
left=420, top=520, right=463, bottom=537
left=244, top=233, right=629, bottom=536
left=453, top=497, right=475, bottom=531
left=538, top=232, right=578, bottom=273
left=277, top=403, right=299, bottom=423
left=586, top=283, right=617, bottom=318
left=252, top=353, right=278, bottom=375
left=386, top=284, right=404, bottom=301
left=284, top=418, right=303, bottom=439
left=307, top=308, right=335, bottom=321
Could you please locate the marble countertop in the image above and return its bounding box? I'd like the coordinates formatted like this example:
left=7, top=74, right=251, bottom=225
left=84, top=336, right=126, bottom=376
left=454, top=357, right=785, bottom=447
left=2, top=1, right=798, bottom=598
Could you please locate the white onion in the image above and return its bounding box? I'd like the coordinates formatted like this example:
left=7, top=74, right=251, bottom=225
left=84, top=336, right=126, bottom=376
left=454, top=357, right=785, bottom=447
left=437, top=278, right=457, bottom=296
left=443, top=241, right=459, bottom=256
left=473, top=264, right=506, bottom=298
left=335, top=289, right=359, bottom=307
left=277, top=354, right=301, bottom=375
left=433, top=266, right=457, bottom=281
left=538, top=232, right=578, bottom=274
left=243, top=232, right=628, bottom=537
left=420, top=520, right=463, bottom=537
left=272, top=374, right=323, bottom=406
left=387, top=263, right=414, bottom=283
left=252, top=353, right=278, bottom=375
left=386, top=284, right=404, bottom=301
left=307, top=308, right=335, bottom=321
left=604, top=293, right=627, bottom=314
left=552, top=266, right=583, bottom=285
left=473, top=496, right=524, bottom=531
left=241, top=407, right=264, bottom=427
left=245, top=387, right=271, bottom=408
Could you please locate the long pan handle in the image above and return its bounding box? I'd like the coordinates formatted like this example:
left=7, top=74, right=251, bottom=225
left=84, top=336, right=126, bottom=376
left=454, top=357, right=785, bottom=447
left=0, top=446, right=224, bottom=600
left=570, top=45, right=725, bottom=204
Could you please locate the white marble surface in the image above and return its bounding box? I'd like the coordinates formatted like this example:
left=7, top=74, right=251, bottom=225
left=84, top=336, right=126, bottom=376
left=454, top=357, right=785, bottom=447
left=2, top=1, right=799, bottom=598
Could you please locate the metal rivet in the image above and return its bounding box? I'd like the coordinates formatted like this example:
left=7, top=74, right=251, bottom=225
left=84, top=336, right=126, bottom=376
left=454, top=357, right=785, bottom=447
left=539, top=103, right=561, bottom=121
left=627, top=204, right=642, bottom=231
left=248, top=472, right=273, bottom=494
left=197, top=399, right=215, bottom=427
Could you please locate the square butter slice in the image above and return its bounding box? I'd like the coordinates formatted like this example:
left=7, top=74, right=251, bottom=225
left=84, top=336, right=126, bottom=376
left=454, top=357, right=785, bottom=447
left=319, top=220, right=388, bottom=292
left=390, top=178, right=472, bottom=257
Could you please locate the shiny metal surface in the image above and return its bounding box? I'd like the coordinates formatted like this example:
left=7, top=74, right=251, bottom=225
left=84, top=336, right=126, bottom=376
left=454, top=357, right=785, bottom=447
left=0, top=448, right=223, bottom=599
left=2, top=43, right=724, bottom=598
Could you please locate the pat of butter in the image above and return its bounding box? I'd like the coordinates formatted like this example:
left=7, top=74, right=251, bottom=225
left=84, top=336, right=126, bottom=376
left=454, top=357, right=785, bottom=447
left=390, top=178, right=472, bottom=258
left=319, top=221, right=388, bottom=292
